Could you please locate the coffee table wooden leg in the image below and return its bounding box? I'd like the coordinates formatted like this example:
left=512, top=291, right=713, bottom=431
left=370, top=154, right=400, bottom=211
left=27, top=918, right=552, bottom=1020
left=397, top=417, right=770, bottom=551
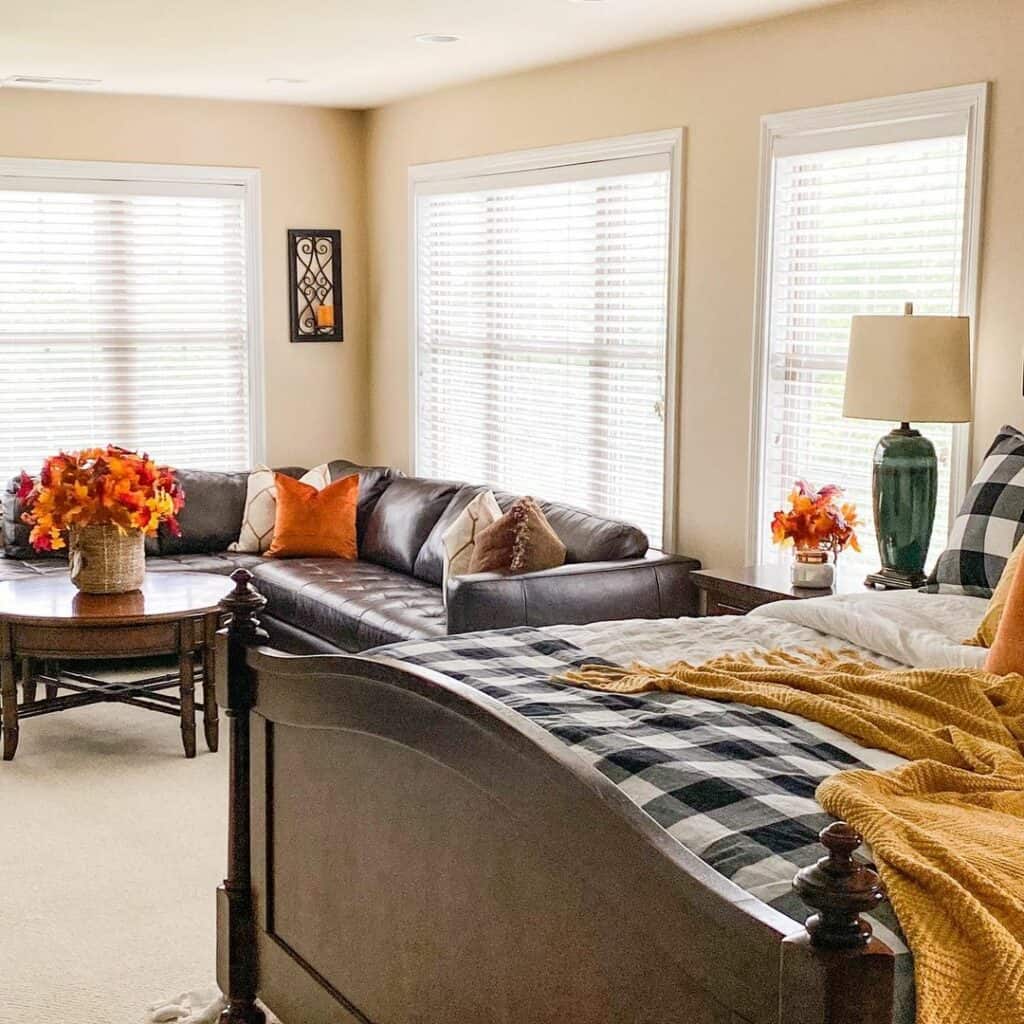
left=179, top=618, right=197, bottom=759
left=202, top=613, right=219, bottom=753
left=43, top=659, right=58, bottom=699
left=21, top=657, right=36, bottom=704
left=1, top=654, right=18, bottom=761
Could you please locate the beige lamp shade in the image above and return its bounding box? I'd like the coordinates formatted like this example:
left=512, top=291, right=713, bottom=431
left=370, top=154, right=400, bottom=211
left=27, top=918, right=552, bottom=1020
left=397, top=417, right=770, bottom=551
left=843, top=312, right=972, bottom=423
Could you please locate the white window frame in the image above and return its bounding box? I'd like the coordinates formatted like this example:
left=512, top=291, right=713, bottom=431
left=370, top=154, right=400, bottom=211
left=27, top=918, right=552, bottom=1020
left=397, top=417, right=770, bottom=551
left=747, top=83, right=988, bottom=563
left=0, top=156, right=266, bottom=465
left=408, top=129, right=685, bottom=552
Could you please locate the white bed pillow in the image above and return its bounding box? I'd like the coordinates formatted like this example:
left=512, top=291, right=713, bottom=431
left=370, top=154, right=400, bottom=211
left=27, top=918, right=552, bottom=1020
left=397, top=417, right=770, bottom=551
left=441, top=490, right=503, bottom=602
left=229, top=463, right=332, bottom=554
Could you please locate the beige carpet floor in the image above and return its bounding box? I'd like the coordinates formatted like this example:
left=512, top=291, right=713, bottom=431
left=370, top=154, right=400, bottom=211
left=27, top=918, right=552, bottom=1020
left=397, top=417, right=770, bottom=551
left=0, top=692, right=226, bottom=1023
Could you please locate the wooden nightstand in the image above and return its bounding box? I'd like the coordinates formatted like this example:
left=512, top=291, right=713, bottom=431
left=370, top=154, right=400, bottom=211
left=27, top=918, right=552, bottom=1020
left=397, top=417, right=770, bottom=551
left=691, top=564, right=867, bottom=616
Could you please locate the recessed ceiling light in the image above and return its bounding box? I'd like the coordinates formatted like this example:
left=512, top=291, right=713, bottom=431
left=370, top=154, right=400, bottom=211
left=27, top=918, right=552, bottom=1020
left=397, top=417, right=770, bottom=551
left=414, top=33, right=460, bottom=44
left=266, top=77, right=308, bottom=85
left=2, top=75, right=102, bottom=89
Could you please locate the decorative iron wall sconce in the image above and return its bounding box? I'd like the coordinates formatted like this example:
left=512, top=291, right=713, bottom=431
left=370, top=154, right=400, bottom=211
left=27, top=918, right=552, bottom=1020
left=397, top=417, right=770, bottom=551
left=288, top=229, right=344, bottom=342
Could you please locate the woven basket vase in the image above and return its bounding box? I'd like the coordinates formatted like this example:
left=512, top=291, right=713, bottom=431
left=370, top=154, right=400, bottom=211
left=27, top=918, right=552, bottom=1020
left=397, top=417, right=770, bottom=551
left=69, top=524, right=146, bottom=594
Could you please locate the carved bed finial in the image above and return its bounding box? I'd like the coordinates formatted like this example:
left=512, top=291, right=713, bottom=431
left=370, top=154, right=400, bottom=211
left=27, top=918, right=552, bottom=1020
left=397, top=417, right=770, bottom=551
left=220, top=568, right=267, bottom=642
left=793, top=821, right=887, bottom=950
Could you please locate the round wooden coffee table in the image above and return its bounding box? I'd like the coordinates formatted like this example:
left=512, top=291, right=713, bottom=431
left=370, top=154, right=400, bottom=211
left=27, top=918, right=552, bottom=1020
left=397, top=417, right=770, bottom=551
left=0, top=571, right=233, bottom=761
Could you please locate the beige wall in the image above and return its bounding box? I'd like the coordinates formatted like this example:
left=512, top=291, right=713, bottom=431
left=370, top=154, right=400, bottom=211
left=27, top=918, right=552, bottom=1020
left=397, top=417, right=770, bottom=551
left=365, top=0, right=1024, bottom=566
left=0, top=90, right=370, bottom=469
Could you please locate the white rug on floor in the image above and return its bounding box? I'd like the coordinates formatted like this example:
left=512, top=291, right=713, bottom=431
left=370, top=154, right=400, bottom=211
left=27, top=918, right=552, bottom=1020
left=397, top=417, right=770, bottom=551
left=0, top=696, right=227, bottom=1024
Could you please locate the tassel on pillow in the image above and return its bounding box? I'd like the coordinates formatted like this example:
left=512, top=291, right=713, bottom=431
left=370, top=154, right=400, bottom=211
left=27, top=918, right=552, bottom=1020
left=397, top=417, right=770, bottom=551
left=468, top=497, right=566, bottom=575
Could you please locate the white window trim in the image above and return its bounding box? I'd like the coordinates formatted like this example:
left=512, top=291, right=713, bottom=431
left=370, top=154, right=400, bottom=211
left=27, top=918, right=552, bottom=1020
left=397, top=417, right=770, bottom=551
left=407, top=129, right=685, bottom=552
left=746, top=83, right=988, bottom=563
left=0, top=156, right=266, bottom=466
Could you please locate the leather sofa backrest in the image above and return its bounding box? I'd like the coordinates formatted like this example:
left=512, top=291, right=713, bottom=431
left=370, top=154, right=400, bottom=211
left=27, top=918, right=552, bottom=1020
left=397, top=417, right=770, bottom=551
left=157, top=468, right=262, bottom=555
left=3, top=461, right=399, bottom=561
left=361, top=477, right=461, bottom=575
left=412, top=484, right=488, bottom=584
left=412, top=481, right=649, bottom=584
left=329, top=462, right=402, bottom=545
left=4, top=461, right=645, bottom=571
left=160, top=462, right=401, bottom=555
left=533, top=499, right=648, bottom=563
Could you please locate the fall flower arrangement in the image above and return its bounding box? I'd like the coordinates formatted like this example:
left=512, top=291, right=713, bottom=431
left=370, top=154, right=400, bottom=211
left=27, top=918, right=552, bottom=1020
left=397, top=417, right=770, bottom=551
left=771, top=480, right=861, bottom=558
left=19, top=446, right=184, bottom=553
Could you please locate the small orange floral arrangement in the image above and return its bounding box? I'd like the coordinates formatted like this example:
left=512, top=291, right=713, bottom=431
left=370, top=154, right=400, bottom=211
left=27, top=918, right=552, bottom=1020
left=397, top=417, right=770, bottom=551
left=771, top=480, right=861, bottom=556
left=18, top=446, right=185, bottom=552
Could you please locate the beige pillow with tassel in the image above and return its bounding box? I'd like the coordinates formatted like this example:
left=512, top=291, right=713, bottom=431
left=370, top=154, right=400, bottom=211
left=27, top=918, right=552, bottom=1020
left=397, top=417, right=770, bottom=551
left=468, top=497, right=566, bottom=575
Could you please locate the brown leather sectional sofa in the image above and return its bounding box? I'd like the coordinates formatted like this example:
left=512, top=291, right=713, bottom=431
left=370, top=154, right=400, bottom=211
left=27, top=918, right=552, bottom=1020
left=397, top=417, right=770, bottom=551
left=1, top=460, right=701, bottom=653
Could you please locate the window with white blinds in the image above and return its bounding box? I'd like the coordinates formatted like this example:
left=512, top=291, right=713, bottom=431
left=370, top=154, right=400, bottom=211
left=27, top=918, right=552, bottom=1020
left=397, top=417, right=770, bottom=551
left=754, top=90, right=984, bottom=569
left=414, top=146, right=676, bottom=547
left=0, top=167, right=255, bottom=483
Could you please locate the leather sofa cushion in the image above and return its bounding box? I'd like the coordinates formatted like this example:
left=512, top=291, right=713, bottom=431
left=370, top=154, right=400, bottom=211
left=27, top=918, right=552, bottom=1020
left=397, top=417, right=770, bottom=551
left=534, top=499, right=648, bottom=563
left=0, top=551, right=263, bottom=584
left=158, top=469, right=253, bottom=555
left=414, top=483, right=648, bottom=582
left=361, top=478, right=460, bottom=575
left=0, top=557, right=71, bottom=582
left=252, top=559, right=446, bottom=650
left=413, top=484, right=486, bottom=585
left=327, top=463, right=401, bottom=544
left=414, top=485, right=649, bottom=584
left=158, top=465, right=319, bottom=555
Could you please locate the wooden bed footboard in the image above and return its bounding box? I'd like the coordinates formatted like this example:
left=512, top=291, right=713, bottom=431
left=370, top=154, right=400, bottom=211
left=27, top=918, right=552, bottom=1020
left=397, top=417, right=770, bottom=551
left=215, top=570, right=895, bottom=1024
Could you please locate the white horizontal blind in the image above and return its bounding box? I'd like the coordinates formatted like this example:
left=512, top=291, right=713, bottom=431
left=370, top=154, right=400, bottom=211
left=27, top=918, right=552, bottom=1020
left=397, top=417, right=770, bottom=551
left=0, top=181, right=250, bottom=482
left=758, top=132, right=969, bottom=570
left=416, top=156, right=671, bottom=545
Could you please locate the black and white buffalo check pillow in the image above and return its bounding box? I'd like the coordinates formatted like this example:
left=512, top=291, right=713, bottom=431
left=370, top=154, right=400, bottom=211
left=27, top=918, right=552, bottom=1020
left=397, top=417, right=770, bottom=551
left=925, top=424, right=1024, bottom=597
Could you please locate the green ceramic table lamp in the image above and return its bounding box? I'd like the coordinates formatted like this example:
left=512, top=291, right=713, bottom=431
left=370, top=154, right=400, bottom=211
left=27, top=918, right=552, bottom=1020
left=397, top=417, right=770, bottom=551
left=843, top=303, right=971, bottom=589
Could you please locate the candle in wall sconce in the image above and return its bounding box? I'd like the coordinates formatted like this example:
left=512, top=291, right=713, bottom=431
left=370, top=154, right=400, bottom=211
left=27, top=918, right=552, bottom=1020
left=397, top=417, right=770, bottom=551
left=316, top=304, right=335, bottom=330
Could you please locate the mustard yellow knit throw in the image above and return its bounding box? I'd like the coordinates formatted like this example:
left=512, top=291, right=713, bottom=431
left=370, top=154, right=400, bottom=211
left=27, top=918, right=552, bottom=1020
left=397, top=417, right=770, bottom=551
left=560, top=650, right=1024, bottom=1024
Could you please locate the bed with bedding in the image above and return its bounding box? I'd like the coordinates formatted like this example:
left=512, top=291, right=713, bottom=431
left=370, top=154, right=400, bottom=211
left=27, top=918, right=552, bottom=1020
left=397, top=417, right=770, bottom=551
left=212, top=563, right=1023, bottom=1024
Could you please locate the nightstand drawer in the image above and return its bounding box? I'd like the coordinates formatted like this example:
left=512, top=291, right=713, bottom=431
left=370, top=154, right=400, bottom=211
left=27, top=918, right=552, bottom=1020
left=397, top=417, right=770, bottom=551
left=691, top=565, right=861, bottom=617
left=699, top=591, right=782, bottom=616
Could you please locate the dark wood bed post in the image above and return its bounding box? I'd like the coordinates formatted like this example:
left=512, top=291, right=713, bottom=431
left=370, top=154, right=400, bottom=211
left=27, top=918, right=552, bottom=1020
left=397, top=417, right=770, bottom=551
left=216, top=569, right=268, bottom=1024
left=784, top=822, right=895, bottom=1024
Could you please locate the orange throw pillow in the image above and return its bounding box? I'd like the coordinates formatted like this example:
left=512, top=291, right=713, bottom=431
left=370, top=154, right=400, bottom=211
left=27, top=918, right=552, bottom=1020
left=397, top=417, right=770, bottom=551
left=265, top=472, right=358, bottom=559
left=985, top=546, right=1024, bottom=675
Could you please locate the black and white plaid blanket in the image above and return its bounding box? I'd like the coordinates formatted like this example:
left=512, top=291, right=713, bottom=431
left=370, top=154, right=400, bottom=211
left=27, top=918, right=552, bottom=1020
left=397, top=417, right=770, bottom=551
left=371, top=624, right=914, bottom=1022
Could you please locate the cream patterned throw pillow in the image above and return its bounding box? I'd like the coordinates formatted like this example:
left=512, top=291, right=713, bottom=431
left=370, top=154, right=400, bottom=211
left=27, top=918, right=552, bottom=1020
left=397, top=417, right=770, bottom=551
left=230, top=463, right=332, bottom=554
left=441, top=490, right=503, bottom=602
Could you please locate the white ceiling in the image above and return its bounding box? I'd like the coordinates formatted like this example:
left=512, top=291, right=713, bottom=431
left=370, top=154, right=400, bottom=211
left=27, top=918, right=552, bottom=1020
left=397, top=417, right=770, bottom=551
left=1, top=0, right=847, bottom=109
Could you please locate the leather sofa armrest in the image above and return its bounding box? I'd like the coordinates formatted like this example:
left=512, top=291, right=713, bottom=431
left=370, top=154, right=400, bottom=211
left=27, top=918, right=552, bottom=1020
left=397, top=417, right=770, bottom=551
left=445, top=551, right=701, bottom=635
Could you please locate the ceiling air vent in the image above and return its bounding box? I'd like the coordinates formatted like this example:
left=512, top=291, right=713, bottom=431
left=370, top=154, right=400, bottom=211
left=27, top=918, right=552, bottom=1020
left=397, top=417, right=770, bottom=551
left=3, top=75, right=103, bottom=89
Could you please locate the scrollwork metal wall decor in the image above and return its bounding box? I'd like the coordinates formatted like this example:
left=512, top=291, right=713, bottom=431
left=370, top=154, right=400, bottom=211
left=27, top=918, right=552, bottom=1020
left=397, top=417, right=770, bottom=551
left=287, top=229, right=344, bottom=342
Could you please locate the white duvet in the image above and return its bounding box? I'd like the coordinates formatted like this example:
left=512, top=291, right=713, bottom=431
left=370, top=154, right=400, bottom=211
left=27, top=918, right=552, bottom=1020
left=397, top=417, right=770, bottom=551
left=550, top=588, right=988, bottom=671
left=548, top=588, right=990, bottom=776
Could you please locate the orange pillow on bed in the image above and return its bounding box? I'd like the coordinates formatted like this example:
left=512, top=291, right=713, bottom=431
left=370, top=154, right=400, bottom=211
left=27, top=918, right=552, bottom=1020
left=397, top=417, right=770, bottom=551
left=985, top=545, right=1024, bottom=675
left=265, top=472, right=358, bottom=559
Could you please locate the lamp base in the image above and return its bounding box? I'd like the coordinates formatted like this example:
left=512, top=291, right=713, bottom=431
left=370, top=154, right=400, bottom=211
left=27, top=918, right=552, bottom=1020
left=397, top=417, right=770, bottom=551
left=864, top=567, right=927, bottom=590
left=870, top=424, right=937, bottom=589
